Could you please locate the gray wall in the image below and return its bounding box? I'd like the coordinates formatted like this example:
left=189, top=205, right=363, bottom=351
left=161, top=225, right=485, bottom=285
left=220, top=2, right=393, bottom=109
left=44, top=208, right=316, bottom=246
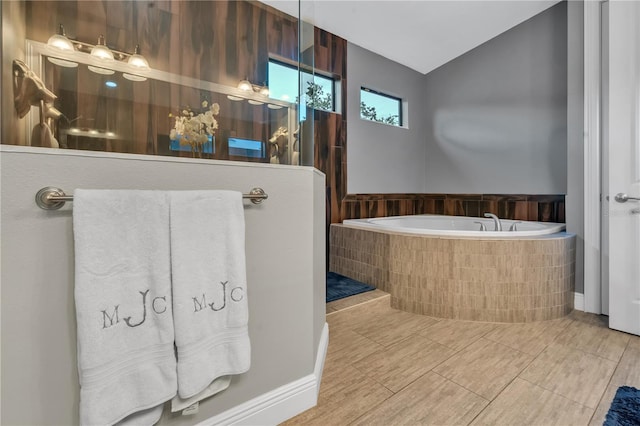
left=346, top=2, right=569, bottom=196
left=423, top=2, right=568, bottom=194
left=0, top=146, right=325, bottom=425
left=347, top=42, right=427, bottom=194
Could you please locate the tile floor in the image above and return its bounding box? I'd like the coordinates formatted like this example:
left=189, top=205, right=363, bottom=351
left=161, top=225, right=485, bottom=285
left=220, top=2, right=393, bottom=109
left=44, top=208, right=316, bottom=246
left=283, top=291, right=640, bottom=426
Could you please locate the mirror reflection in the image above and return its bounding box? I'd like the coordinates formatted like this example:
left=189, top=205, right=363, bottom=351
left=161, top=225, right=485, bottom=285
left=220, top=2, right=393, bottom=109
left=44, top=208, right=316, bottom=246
left=25, top=41, right=298, bottom=164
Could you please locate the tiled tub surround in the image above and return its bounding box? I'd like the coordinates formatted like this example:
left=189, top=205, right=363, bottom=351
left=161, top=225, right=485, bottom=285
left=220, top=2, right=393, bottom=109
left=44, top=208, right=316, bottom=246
left=329, top=224, right=575, bottom=323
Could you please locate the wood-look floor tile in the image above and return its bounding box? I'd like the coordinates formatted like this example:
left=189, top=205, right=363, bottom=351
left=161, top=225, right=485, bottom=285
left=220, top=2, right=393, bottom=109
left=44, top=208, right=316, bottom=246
left=352, top=310, right=440, bottom=348
left=350, top=371, right=489, bottom=426
left=471, top=378, right=593, bottom=426
left=282, top=365, right=393, bottom=426
left=567, top=310, right=609, bottom=328
left=432, top=338, right=533, bottom=400
left=483, top=318, right=571, bottom=356
left=589, top=340, right=640, bottom=425
left=554, top=320, right=630, bottom=361
left=326, top=296, right=391, bottom=331
left=352, top=334, right=456, bottom=392
left=519, top=342, right=617, bottom=409
left=295, top=298, right=636, bottom=425
left=419, top=319, right=497, bottom=352
left=326, top=328, right=385, bottom=365
left=627, top=334, right=640, bottom=351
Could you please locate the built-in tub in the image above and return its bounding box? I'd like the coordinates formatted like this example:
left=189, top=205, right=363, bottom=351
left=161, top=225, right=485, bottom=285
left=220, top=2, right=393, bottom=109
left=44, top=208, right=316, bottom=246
left=343, top=215, right=566, bottom=238
left=330, top=215, right=575, bottom=323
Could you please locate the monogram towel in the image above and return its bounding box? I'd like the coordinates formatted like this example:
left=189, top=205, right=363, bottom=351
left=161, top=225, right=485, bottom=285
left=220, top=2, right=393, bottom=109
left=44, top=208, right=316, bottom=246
left=169, top=190, right=250, bottom=407
left=73, top=190, right=177, bottom=425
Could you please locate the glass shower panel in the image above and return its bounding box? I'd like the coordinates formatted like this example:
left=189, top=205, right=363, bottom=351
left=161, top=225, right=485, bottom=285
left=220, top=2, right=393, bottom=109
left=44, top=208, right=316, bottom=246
left=2, top=0, right=309, bottom=166
left=298, top=0, right=316, bottom=167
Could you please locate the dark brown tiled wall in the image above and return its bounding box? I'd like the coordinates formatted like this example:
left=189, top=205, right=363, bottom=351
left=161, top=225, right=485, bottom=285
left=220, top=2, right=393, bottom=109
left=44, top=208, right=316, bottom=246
left=340, top=194, right=565, bottom=223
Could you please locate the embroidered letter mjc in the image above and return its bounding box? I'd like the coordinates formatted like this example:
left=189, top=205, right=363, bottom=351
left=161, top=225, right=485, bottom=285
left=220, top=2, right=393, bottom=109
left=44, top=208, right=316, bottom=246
left=102, top=306, right=120, bottom=329
left=99, top=289, right=168, bottom=330
left=124, top=290, right=149, bottom=328
left=192, top=281, right=244, bottom=315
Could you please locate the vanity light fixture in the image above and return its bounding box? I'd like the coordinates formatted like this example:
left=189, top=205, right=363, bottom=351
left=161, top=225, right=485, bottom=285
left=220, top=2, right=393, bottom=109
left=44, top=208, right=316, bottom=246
left=47, top=24, right=78, bottom=68
left=123, top=45, right=149, bottom=81
left=46, top=27, right=151, bottom=79
left=237, top=78, right=253, bottom=92
left=47, top=24, right=74, bottom=51
left=88, top=35, right=115, bottom=75
left=235, top=78, right=270, bottom=105
left=127, top=45, right=149, bottom=70
left=122, top=73, right=147, bottom=82
left=237, top=78, right=269, bottom=95
left=90, top=35, right=114, bottom=60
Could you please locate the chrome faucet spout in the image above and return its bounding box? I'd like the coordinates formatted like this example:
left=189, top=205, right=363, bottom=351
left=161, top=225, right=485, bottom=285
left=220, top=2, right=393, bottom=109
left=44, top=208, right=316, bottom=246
left=483, top=213, right=502, bottom=231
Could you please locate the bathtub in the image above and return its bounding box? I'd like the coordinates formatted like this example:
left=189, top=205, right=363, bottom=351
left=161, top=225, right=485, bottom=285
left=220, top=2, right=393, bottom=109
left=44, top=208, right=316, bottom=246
left=343, top=214, right=566, bottom=238
left=330, top=215, right=575, bottom=323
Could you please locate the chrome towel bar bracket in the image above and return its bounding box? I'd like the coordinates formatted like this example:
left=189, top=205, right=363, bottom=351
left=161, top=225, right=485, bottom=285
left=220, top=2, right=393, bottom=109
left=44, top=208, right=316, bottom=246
left=35, top=186, right=268, bottom=210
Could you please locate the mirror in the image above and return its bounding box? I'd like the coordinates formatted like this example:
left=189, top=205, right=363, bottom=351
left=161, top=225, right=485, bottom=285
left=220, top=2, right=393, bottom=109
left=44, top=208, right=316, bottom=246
left=25, top=40, right=298, bottom=164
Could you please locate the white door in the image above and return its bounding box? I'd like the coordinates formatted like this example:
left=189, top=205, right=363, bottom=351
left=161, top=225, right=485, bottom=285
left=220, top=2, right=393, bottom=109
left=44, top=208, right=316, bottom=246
left=607, top=0, right=640, bottom=336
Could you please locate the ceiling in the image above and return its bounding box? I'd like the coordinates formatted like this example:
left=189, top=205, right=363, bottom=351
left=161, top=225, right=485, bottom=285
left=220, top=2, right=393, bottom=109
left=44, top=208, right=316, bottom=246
left=259, top=0, right=560, bottom=75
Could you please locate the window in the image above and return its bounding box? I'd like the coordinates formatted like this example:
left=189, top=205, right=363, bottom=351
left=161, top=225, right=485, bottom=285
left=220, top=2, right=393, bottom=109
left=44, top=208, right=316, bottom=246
left=228, top=137, right=266, bottom=159
left=360, top=87, right=402, bottom=126
left=268, top=59, right=335, bottom=112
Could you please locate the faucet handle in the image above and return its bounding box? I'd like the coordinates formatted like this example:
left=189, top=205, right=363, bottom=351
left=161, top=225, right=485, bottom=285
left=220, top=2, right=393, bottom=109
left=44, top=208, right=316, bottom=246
left=474, top=221, right=487, bottom=231
left=509, top=221, right=522, bottom=231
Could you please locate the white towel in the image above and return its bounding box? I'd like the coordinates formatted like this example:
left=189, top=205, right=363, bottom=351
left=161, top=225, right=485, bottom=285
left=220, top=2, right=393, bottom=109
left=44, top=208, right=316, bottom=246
left=169, top=190, right=251, bottom=404
left=73, top=190, right=177, bottom=425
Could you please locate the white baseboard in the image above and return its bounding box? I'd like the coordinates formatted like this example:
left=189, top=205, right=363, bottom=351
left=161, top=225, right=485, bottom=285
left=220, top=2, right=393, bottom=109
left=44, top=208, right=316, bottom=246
left=198, top=322, right=329, bottom=426
left=574, top=292, right=585, bottom=311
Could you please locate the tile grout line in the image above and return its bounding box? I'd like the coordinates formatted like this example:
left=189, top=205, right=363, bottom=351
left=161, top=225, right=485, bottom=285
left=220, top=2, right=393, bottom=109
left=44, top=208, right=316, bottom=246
left=583, top=337, right=631, bottom=424
left=319, top=303, right=623, bottom=425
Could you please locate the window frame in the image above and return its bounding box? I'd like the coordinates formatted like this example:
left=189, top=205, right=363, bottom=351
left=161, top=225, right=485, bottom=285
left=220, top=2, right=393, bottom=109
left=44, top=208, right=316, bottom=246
left=268, top=58, right=336, bottom=113
left=360, top=86, right=403, bottom=127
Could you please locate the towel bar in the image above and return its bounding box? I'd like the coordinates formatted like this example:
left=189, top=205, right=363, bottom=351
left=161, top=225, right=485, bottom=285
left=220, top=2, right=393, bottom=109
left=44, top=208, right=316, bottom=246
left=35, top=186, right=268, bottom=210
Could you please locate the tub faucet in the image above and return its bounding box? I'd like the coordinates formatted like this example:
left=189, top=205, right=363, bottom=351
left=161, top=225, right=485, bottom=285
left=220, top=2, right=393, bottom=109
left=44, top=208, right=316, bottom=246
left=473, top=221, right=487, bottom=231
left=483, top=213, right=502, bottom=231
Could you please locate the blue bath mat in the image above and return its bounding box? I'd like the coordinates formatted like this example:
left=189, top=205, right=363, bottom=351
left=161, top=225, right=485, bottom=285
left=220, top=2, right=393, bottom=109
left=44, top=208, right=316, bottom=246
left=326, top=272, right=375, bottom=303
left=604, top=386, right=640, bottom=426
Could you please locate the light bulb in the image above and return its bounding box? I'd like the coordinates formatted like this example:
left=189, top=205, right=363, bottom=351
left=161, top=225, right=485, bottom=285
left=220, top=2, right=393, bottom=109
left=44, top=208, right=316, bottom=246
left=90, top=35, right=114, bottom=60
left=47, top=24, right=74, bottom=51
left=237, top=79, right=252, bottom=91
left=47, top=24, right=78, bottom=67
left=127, top=45, right=149, bottom=70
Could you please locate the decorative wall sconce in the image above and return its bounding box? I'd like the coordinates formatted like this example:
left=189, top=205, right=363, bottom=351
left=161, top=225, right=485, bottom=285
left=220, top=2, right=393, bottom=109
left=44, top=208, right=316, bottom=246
left=46, top=24, right=150, bottom=81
